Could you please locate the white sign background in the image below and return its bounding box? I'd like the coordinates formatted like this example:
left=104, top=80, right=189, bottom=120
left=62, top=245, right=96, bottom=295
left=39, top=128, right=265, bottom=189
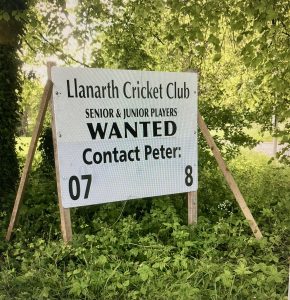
left=52, top=67, right=198, bottom=208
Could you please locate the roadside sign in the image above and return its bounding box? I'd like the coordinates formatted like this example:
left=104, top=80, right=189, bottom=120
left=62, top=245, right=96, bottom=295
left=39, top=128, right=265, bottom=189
left=51, top=67, right=198, bottom=208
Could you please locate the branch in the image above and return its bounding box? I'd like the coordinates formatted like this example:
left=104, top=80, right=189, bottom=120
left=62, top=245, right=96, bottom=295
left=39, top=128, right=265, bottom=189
left=280, top=20, right=290, bottom=38
left=23, top=39, right=37, bottom=53
left=36, top=31, right=91, bottom=67
left=152, top=33, right=165, bottom=45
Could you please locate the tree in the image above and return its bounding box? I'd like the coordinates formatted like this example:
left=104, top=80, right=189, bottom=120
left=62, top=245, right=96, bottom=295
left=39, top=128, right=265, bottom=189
left=71, top=0, right=289, bottom=162
left=227, top=0, right=290, bottom=164
left=11, top=0, right=289, bottom=164
left=0, top=1, right=28, bottom=204
left=72, top=0, right=257, bottom=161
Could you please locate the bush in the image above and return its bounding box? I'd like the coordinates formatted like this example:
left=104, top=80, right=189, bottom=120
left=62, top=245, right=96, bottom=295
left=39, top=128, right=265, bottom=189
left=0, top=151, right=289, bottom=299
left=0, top=45, right=21, bottom=206
left=38, top=126, right=54, bottom=170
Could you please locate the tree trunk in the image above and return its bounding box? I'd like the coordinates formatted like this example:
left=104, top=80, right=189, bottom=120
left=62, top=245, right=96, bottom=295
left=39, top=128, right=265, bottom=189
left=0, top=1, right=26, bottom=207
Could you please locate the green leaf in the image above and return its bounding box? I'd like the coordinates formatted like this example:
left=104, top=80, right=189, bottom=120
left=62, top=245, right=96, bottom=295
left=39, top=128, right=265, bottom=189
left=137, top=265, right=154, bottom=281
left=235, top=263, right=252, bottom=275
left=213, top=53, right=222, bottom=61
left=3, top=12, right=10, bottom=21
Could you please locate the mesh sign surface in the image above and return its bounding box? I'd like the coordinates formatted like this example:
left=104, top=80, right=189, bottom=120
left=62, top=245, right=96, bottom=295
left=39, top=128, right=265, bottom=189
left=51, top=67, right=198, bottom=208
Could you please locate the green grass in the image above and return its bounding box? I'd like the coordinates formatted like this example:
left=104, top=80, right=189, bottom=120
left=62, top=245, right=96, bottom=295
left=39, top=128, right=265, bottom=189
left=1, top=146, right=289, bottom=299
left=244, top=123, right=289, bottom=143
left=212, top=124, right=274, bottom=143
left=244, top=126, right=273, bottom=142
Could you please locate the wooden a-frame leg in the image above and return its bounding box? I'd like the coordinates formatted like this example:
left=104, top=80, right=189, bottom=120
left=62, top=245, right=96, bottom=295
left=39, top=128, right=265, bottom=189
left=6, top=80, right=53, bottom=241
left=198, top=112, right=262, bottom=239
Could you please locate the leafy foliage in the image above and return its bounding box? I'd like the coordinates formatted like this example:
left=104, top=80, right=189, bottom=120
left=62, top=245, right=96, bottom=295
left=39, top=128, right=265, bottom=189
left=38, top=126, right=54, bottom=169
left=18, top=72, right=42, bottom=136
left=0, top=45, right=22, bottom=205
left=1, top=1, right=289, bottom=298
left=0, top=0, right=28, bottom=205
left=0, top=152, right=289, bottom=299
left=22, top=0, right=289, bottom=162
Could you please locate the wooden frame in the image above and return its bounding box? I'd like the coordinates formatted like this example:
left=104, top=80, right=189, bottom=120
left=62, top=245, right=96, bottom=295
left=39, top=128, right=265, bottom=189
left=187, top=191, right=197, bottom=225
left=6, top=65, right=262, bottom=242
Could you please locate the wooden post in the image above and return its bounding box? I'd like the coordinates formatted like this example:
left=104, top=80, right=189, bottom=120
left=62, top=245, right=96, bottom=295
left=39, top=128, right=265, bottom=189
left=6, top=80, right=53, bottom=241
left=47, top=62, right=72, bottom=243
left=198, top=112, right=263, bottom=240
left=187, top=69, right=198, bottom=226
left=188, top=191, right=197, bottom=225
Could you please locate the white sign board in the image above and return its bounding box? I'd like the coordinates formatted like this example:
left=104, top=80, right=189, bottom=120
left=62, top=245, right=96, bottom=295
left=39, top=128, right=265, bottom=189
left=51, top=67, right=198, bottom=208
